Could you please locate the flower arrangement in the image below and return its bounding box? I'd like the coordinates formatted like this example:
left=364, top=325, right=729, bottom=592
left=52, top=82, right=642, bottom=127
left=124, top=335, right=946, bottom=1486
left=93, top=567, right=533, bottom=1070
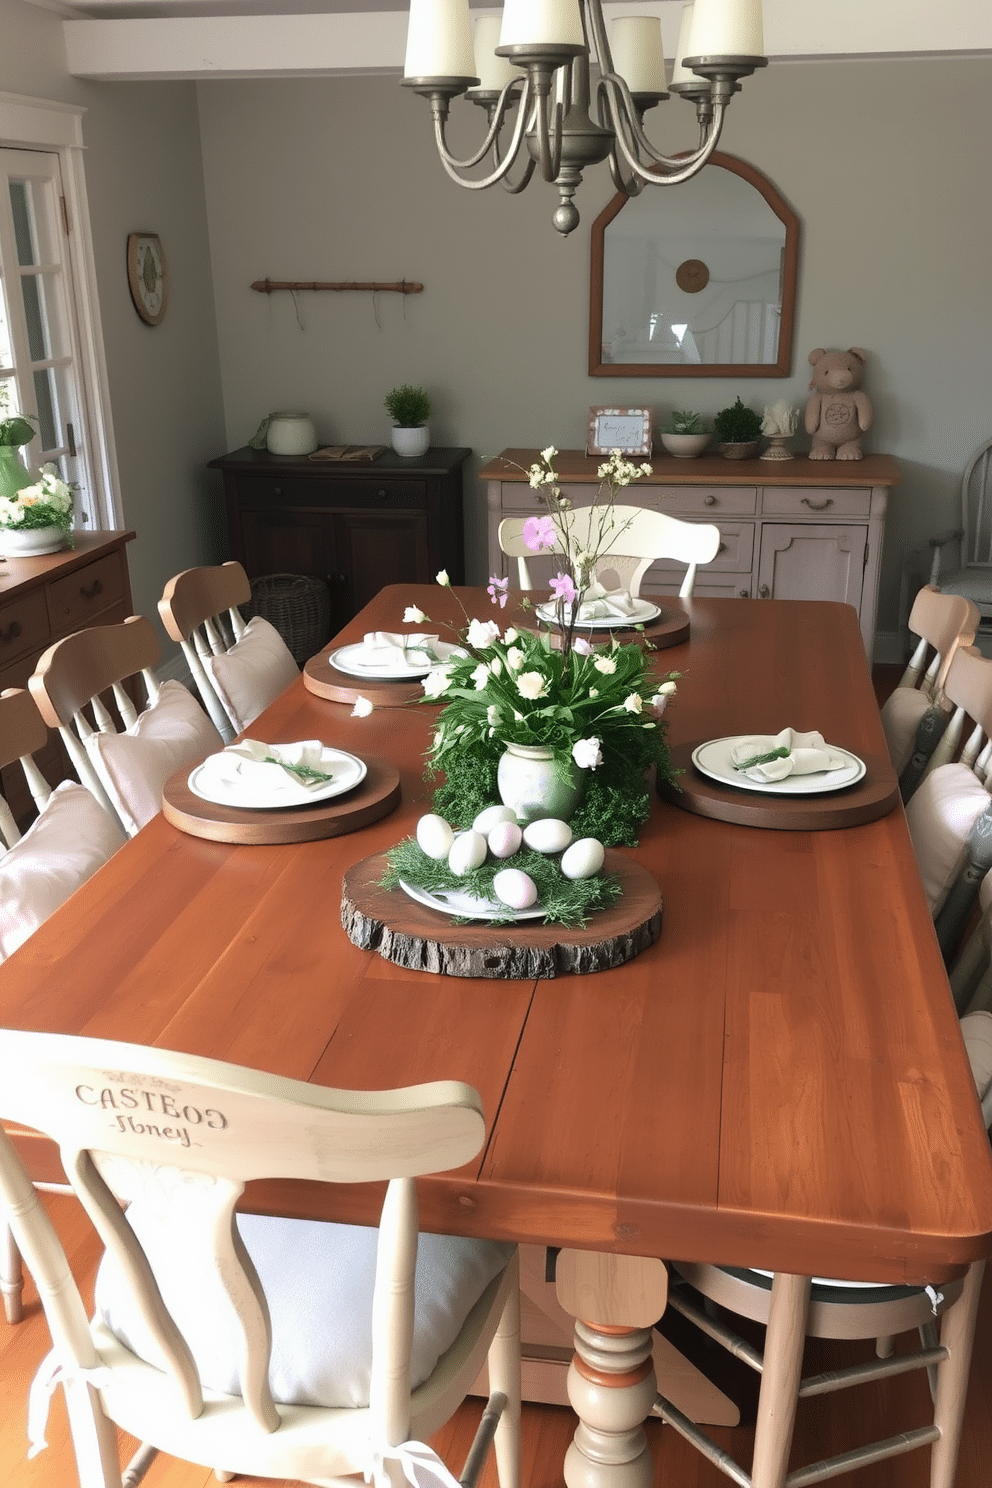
left=0, top=411, right=74, bottom=543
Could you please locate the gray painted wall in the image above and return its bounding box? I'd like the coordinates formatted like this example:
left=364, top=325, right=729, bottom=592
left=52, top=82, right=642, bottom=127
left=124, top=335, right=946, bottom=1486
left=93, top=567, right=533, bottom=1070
left=1, top=0, right=227, bottom=630
left=196, top=57, right=992, bottom=645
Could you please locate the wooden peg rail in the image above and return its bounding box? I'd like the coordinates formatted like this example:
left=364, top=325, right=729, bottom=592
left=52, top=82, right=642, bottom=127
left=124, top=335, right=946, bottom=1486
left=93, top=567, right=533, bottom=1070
left=250, top=278, right=423, bottom=295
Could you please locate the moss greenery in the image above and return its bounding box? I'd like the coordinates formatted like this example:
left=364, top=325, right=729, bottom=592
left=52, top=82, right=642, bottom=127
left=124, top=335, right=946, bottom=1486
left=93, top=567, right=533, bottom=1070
left=713, top=397, right=762, bottom=444
left=384, top=384, right=432, bottom=427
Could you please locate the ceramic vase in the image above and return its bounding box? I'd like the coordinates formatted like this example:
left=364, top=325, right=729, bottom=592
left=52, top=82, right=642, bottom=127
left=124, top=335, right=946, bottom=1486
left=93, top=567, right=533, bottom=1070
left=497, top=743, right=586, bottom=825
left=0, top=523, right=67, bottom=556
left=391, top=426, right=430, bottom=458
left=0, top=445, right=33, bottom=503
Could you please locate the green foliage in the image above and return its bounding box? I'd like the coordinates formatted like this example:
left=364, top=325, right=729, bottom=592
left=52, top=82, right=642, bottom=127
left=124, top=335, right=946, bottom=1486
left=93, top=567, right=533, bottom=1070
left=0, top=413, right=36, bottom=447
left=384, top=384, right=432, bottom=427
left=664, top=408, right=705, bottom=434
left=713, top=397, right=762, bottom=443
left=382, top=835, right=623, bottom=928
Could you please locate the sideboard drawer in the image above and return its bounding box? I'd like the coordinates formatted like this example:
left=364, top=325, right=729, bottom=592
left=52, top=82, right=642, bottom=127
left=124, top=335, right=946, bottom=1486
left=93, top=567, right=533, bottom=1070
left=657, top=486, right=758, bottom=515
left=235, top=476, right=428, bottom=510
left=0, top=588, right=49, bottom=665
left=761, top=487, right=871, bottom=517
left=47, top=551, right=127, bottom=632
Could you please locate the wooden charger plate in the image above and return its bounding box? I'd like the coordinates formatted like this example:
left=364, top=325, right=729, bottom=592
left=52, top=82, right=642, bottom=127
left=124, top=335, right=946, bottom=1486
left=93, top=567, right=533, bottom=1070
left=162, top=753, right=401, bottom=844
left=303, top=651, right=425, bottom=706
left=658, top=741, right=899, bottom=831
left=534, top=603, right=689, bottom=652
left=341, top=848, right=662, bottom=979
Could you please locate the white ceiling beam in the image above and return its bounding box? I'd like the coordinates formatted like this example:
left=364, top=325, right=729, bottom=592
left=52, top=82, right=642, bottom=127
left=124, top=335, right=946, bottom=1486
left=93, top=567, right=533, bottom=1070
left=63, top=4, right=992, bottom=83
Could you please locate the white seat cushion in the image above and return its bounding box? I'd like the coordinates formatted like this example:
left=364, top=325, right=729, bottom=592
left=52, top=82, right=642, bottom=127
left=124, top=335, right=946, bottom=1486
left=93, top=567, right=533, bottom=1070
left=905, top=763, right=991, bottom=915
left=95, top=1205, right=514, bottom=1409
left=961, top=1010, right=992, bottom=1128
left=880, top=686, right=933, bottom=774
left=0, top=782, right=126, bottom=961
left=206, top=617, right=300, bottom=732
left=935, top=570, right=992, bottom=616
left=85, top=680, right=223, bottom=835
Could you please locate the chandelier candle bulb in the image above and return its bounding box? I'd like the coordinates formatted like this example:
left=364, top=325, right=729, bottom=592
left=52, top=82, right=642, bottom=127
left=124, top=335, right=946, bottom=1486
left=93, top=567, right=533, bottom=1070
left=670, top=3, right=698, bottom=86
left=403, top=0, right=477, bottom=79
left=687, top=0, right=764, bottom=59
left=470, top=16, right=519, bottom=93
left=609, top=17, right=667, bottom=94
left=498, top=0, right=584, bottom=50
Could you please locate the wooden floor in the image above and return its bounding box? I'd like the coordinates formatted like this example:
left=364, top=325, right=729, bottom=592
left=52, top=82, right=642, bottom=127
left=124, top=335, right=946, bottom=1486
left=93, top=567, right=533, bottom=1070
left=2, top=1193, right=991, bottom=1488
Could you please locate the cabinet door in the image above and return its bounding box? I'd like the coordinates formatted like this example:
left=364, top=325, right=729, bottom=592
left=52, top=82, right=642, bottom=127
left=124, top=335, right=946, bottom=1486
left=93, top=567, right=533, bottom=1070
left=756, top=524, right=867, bottom=609
left=237, top=505, right=340, bottom=612
left=336, top=510, right=431, bottom=617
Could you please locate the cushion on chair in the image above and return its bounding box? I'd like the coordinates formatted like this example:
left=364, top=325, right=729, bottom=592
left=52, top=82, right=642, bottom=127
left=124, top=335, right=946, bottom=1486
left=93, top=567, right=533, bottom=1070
left=0, top=782, right=126, bottom=961
left=905, top=763, right=991, bottom=915
left=933, top=570, right=992, bottom=617
left=85, top=680, right=223, bottom=835
left=95, top=1206, right=514, bottom=1409
left=960, top=1010, right=992, bottom=1120
left=880, top=686, right=933, bottom=774
left=206, top=616, right=300, bottom=732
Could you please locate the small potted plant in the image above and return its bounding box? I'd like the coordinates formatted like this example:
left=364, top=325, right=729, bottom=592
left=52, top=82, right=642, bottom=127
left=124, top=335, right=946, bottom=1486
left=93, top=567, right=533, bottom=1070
left=713, top=397, right=763, bottom=460
left=384, top=384, right=432, bottom=458
left=0, top=412, right=74, bottom=555
left=659, top=409, right=710, bottom=459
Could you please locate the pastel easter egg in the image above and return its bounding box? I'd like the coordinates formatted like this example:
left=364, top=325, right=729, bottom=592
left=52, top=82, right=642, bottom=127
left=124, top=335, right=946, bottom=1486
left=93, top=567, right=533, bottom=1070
left=561, top=837, right=605, bottom=881
left=473, top=804, right=518, bottom=835
left=416, top=813, right=454, bottom=861
left=523, top=818, right=573, bottom=854
left=492, top=868, right=538, bottom=910
left=447, top=830, right=487, bottom=876
left=488, top=820, right=523, bottom=859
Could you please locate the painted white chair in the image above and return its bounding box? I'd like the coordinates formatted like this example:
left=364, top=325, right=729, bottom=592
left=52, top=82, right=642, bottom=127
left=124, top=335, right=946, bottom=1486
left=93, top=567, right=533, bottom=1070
left=880, top=584, right=978, bottom=787
left=28, top=615, right=223, bottom=838
left=159, top=562, right=299, bottom=741
left=928, top=436, right=992, bottom=631
left=498, top=504, right=722, bottom=600
left=0, top=1028, right=520, bottom=1488
left=0, top=688, right=126, bottom=1325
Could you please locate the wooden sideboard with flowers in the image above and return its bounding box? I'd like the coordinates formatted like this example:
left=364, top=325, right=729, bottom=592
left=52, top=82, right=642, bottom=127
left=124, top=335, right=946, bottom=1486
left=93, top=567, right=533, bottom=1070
left=0, top=530, right=135, bottom=822
left=482, top=449, right=900, bottom=661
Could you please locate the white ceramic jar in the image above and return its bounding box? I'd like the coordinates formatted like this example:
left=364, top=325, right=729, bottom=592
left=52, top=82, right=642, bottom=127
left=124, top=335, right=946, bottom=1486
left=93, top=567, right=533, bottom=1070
left=266, top=412, right=318, bottom=456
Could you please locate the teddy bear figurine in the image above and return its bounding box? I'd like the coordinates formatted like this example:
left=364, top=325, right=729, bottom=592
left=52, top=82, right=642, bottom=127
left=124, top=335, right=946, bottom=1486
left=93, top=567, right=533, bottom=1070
left=804, top=347, right=873, bottom=460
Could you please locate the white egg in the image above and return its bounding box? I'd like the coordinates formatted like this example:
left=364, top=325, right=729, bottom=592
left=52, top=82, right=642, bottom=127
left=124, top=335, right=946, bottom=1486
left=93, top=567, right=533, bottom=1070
left=416, top=813, right=454, bottom=861
left=447, top=830, right=487, bottom=876
left=473, top=804, right=518, bottom=835
left=523, top=818, right=573, bottom=854
left=488, top=820, right=523, bottom=859
left=493, top=868, right=538, bottom=910
left=561, top=837, right=606, bottom=881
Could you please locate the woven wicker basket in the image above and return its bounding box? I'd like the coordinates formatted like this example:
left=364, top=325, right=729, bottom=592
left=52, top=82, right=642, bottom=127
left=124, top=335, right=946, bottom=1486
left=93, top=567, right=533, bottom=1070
left=240, top=573, right=331, bottom=667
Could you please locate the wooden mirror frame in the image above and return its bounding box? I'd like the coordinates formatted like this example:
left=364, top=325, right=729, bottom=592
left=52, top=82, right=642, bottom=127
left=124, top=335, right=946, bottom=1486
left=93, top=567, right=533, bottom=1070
left=588, top=152, right=800, bottom=379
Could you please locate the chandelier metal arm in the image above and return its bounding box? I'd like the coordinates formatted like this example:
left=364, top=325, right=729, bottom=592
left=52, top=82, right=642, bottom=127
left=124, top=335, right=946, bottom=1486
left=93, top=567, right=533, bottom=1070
left=430, top=82, right=534, bottom=190
left=597, top=73, right=725, bottom=180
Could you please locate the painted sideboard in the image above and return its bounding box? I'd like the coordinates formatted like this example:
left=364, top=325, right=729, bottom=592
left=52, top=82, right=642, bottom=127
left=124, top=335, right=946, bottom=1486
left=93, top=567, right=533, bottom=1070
left=482, top=450, right=901, bottom=660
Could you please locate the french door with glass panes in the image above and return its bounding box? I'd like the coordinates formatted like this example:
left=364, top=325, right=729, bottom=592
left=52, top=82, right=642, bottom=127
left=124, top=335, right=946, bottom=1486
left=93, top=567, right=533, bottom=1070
left=0, top=147, right=95, bottom=528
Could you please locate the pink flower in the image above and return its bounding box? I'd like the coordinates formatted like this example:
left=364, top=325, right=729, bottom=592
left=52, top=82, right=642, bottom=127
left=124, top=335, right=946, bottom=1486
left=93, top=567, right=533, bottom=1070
left=524, top=515, right=556, bottom=552
left=549, top=572, right=576, bottom=605
left=487, top=575, right=509, bottom=608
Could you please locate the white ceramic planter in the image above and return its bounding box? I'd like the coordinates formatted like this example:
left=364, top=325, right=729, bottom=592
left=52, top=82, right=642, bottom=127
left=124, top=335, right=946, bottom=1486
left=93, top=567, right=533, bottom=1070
left=497, top=743, right=585, bottom=824
left=660, top=431, right=710, bottom=459
left=391, top=426, right=430, bottom=458
left=0, top=524, right=67, bottom=556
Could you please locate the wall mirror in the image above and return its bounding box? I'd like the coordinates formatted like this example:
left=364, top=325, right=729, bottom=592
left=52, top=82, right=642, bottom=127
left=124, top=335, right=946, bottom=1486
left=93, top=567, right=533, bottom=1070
left=589, top=153, right=800, bottom=378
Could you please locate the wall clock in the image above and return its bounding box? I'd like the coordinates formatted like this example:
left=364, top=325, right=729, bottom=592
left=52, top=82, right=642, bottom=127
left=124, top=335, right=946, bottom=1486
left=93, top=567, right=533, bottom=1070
left=126, top=232, right=168, bottom=325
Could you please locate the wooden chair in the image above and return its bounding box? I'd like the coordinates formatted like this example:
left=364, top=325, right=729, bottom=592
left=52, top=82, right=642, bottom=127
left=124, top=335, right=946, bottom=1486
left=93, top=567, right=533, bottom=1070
left=928, top=436, right=992, bottom=633
left=0, top=689, right=125, bottom=1325
left=498, top=505, right=722, bottom=600
left=159, top=562, right=299, bottom=741
left=880, top=584, right=978, bottom=791
left=655, top=1254, right=984, bottom=1488
left=0, top=1028, right=520, bottom=1488
left=28, top=615, right=223, bottom=837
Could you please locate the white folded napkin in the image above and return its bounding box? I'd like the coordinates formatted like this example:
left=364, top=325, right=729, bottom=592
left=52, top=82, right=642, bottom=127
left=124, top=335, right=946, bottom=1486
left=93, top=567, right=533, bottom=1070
left=574, top=589, right=641, bottom=621
left=195, top=739, right=340, bottom=804
left=356, top=631, right=438, bottom=669
left=730, top=728, right=847, bottom=782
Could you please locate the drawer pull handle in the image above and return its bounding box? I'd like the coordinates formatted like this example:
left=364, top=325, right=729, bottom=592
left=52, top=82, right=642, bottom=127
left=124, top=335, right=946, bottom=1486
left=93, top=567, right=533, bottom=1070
left=717, top=542, right=727, bottom=555
left=376, top=488, right=388, bottom=505
left=758, top=584, right=771, bottom=599
left=1, top=620, right=23, bottom=644
left=739, top=589, right=751, bottom=599
left=801, top=496, right=833, bottom=511
left=704, top=494, right=717, bottom=506
left=80, top=579, right=103, bottom=600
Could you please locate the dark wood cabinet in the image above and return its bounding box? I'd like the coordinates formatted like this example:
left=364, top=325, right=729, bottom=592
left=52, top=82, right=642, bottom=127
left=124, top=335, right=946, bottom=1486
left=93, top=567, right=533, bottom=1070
left=209, top=446, right=469, bottom=632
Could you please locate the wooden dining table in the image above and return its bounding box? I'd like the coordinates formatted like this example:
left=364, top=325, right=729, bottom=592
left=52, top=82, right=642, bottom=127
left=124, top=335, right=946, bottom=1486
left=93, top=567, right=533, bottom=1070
left=3, top=585, right=992, bottom=1488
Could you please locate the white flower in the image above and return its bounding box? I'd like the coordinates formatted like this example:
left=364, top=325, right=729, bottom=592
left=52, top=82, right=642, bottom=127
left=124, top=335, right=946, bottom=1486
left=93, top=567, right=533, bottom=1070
left=593, top=656, right=617, bottom=675
left=503, top=627, right=519, bottom=644
left=351, top=696, right=374, bottom=717
left=489, top=656, right=503, bottom=677
left=623, top=693, right=644, bottom=714
left=467, top=617, right=500, bottom=649
left=487, top=705, right=500, bottom=726
left=436, top=569, right=450, bottom=587
left=656, top=679, right=677, bottom=696
left=471, top=661, right=491, bottom=690
left=572, top=737, right=603, bottom=771
left=541, top=445, right=558, bottom=462
left=516, top=671, right=548, bottom=700
left=505, top=646, right=525, bottom=672
left=422, top=666, right=452, bottom=698
left=513, top=711, right=524, bottom=722
left=404, top=605, right=426, bottom=624
left=589, top=688, right=599, bottom=698
left=648, top=681, right=677, bottom=719
left=572, top=637, right=593, bottom=656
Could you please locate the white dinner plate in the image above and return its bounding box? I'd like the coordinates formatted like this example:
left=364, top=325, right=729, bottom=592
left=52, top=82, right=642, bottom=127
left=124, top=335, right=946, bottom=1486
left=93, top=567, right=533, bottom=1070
left=535, top=599, right=661, bottom=631
left=329, top=638, right=458, bottom=680
left=398, top=879, right=546, bottom=922
left=692, top=736, right=866, bottom=796
left=188, top=746, right=367, bottom=809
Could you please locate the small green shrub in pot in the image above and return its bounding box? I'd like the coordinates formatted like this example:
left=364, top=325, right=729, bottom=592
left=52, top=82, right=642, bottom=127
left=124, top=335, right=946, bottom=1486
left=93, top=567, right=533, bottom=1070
left=659, top=408, right=710, bottom=459
left=713, top=397, right=763, bottom=456
left=665, top=408, right=705, bottom=435
left=384, top=384, right=432, bottom=458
